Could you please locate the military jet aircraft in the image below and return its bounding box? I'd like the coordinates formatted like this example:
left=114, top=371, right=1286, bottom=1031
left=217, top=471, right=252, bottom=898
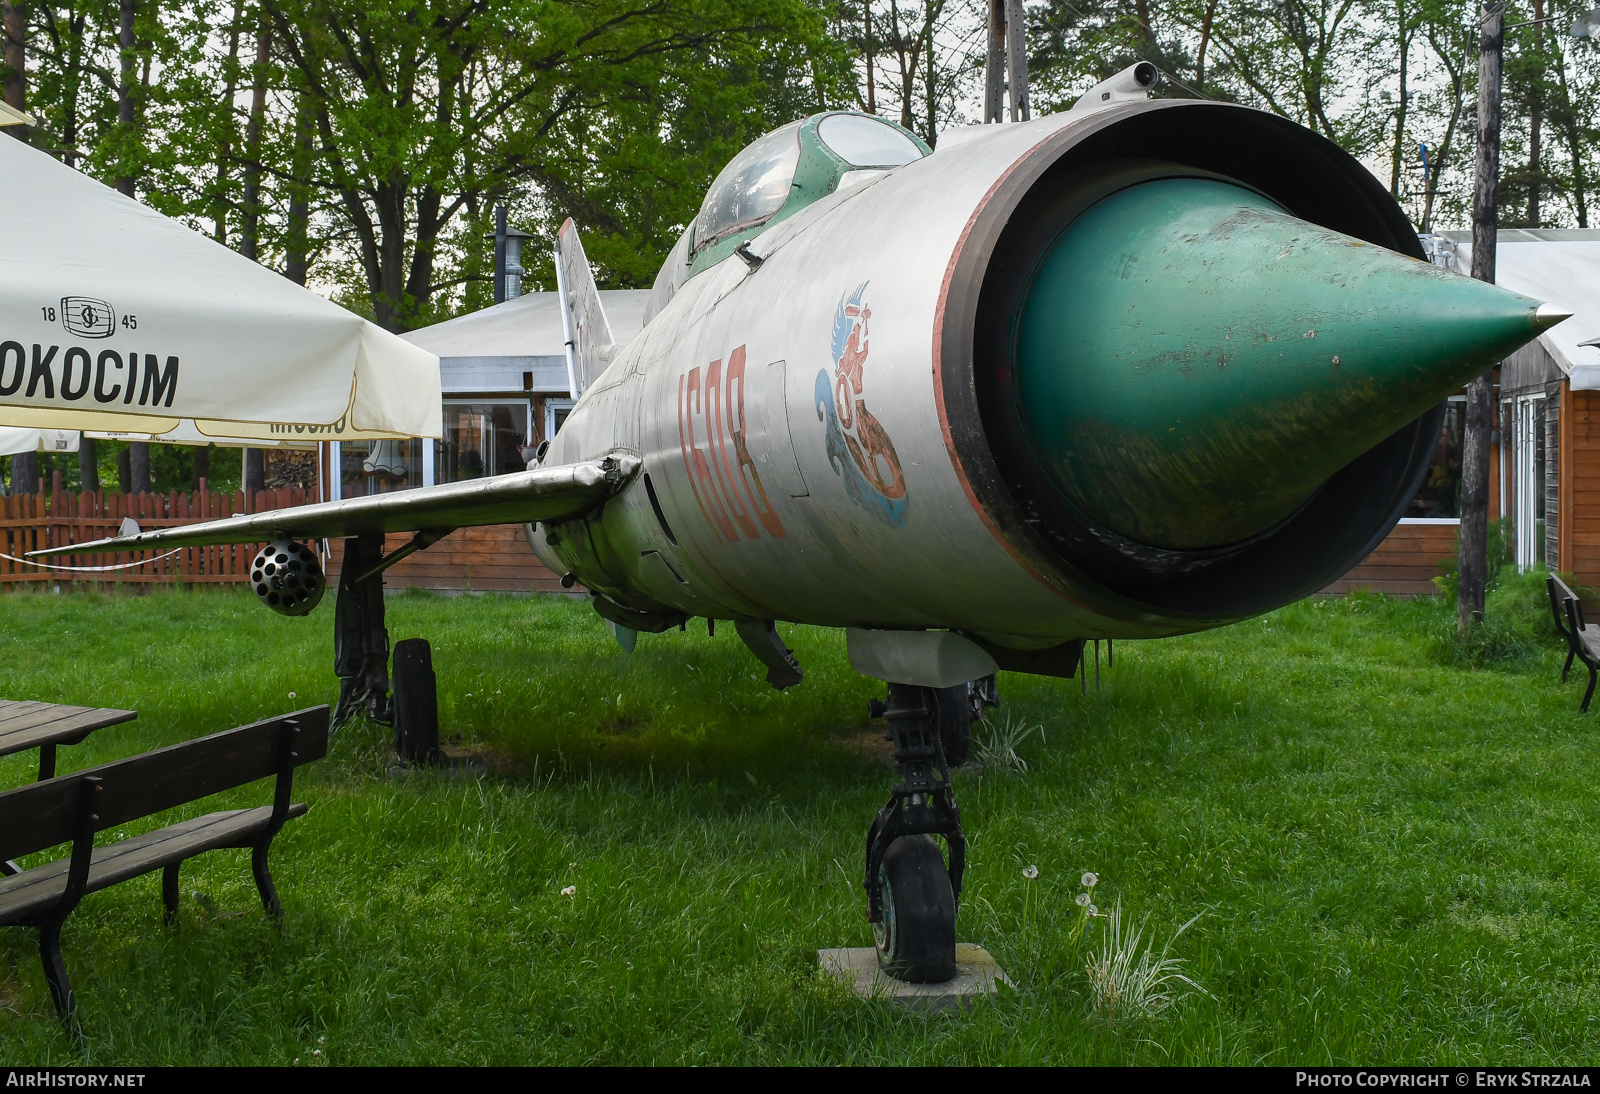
left=41, top=64, right=1568, bottom=984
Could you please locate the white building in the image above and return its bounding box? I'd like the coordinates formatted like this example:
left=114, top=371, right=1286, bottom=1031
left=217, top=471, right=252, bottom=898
left=321, top=290, right=649, bottom=499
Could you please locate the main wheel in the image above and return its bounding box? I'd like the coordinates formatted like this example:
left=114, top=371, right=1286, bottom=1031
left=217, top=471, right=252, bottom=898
left=873, top=835, right=957, bottom=982
left=934, top=685, right=973, bottom=765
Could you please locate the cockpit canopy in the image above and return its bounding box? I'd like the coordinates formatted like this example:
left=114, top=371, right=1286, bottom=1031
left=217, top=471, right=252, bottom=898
left=691, top=114, right=926, bottom=259
left=814, top=114, right=925, bottom=170
left=692, top=121, right=805, bottom=259
left=643, top=112, right=930, bottom=324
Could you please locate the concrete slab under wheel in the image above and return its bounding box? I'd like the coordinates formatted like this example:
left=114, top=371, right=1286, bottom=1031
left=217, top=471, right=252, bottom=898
left=818, top=944, right=1013, bottom=1009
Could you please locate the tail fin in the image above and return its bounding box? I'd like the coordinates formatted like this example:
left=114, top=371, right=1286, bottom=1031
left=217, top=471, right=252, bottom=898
left=554, top=219, right=616, bottom=398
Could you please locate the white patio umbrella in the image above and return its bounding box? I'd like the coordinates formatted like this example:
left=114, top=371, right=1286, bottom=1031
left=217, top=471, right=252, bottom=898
left=0, top=427, right=77, bottom=456
left=0, top=134, right=440, bottom=442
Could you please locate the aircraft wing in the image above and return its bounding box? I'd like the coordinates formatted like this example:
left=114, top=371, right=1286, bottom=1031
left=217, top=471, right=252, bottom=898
left=30, top=455, right=638, bottom=556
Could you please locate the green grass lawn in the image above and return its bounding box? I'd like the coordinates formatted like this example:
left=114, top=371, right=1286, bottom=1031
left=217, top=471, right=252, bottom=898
left=1, top=578, right=1597, bottom=1064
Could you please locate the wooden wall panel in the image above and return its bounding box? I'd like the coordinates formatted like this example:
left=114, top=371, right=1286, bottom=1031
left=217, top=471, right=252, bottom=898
left=1322, top=522, right=1459, bottom=597
left=1565, top=387, right=1600, bottom=594
left=324, top=524, right=568, bottom=594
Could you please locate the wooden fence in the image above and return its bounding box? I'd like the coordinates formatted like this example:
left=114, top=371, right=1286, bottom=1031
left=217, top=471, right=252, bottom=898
left=0, top=473, right=313, bottom=587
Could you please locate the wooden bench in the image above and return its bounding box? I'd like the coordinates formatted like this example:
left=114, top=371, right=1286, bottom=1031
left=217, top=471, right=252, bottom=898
left=1547, top=575, right=1600, bottom=712
left=0, top=706, right=329, bottom=1019
left=0, top=700, right=137, bottom=783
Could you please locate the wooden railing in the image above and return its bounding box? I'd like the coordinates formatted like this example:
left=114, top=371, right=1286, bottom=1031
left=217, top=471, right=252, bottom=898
left=0, top=474, right=314, bottom=586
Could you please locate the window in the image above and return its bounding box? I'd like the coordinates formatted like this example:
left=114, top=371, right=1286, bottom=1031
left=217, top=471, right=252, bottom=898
left=1404, top=398, right=1465, bottom=518
left=544, top=398, right=575, bottom=443
left=436, top=401, right=530, bottom=485
left=692, top=122, right=803, bottom=256
left=817, top=114, right=924, bottom=167
left=341, top=438, right=421, bottom=496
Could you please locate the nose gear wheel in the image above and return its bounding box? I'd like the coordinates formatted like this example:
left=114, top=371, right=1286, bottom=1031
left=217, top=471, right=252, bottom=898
left=872, top=834, right=957, bottom=982
left=864, top=682, right=966, bottom=983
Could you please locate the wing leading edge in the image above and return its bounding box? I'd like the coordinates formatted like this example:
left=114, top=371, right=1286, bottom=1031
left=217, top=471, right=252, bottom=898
left=29, top=455, right=639, bottom=556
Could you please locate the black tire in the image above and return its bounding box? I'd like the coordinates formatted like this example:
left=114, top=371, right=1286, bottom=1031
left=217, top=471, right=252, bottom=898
left=934, top=684, right=973, bottom=765
left=873, top=835, right=957, bottom=983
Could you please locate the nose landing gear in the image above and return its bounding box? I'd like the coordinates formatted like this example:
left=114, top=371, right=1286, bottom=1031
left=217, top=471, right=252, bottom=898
left=864, top=682, right=967, bottom=982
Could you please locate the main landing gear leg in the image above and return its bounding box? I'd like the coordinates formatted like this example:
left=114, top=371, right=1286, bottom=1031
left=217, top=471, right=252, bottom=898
left=864, top=682, right=965, bottom=983
left=333, top=533, right=391, bottom=726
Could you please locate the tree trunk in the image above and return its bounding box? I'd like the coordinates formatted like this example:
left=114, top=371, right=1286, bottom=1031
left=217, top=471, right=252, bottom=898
left=11, top=451, right=37, bottom=494
left=130, top=441, right=151, bottom=493
left=213, top=4, right=244, bottom=243
left=77, top=436, right=98, bottom=493
left=244, top=447, right=264, bottom=494
left=284, top=93, right=312, bottom=283
left=887, top=3, right=916, bottom=133
left=1390, top=11, right=1410, bottom=199
left=60, top=11, right=82, bottom=166
left=1526, top=0, right=1543, bottom=228
left=864, top=1, right=876, bottom=115
left=1460, top=3, right=1502, bottom=637
left=1133, top=0, right=1154, bottom=44
left=924, top=5, right=936, bottom=146
left=117, top=0, right=135, bottom=198
left=1420, top=30, right=1467, bottom=237
left=1554, top=52, right=1587, bottom=228
left=2, top=0, right=25, bottom=142
left=1196, top=0, right=1218, bottom=92
left=241, top=13, right=271, bottom=262
left=116, top=446, right=130, bottom=493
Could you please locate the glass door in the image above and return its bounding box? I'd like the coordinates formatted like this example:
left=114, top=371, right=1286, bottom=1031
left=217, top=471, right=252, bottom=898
left=1513, top=394, right=1546, bottom=572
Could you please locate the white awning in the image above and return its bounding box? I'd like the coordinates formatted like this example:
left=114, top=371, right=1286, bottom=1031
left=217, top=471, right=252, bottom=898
left=402, top=289, right=650, bottom=394
left=0, top=136, right=441, bottom=439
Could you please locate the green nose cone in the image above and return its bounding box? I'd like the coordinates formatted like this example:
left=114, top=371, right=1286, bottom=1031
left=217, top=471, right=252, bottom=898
left=1014, top=177, right=1558, bottom=551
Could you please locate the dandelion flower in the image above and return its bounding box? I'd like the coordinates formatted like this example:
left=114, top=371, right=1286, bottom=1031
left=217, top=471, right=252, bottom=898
left=1076, top=892, right=1091, bottom=906
left=560, top=885, right=577, bottom=897
left=1081, top=872, right=1099, bottom=888
left=289, top=692, right=297, bottom=699
left=312, top=1050, right=321, bottom=1058
left=1022, top=865, right=1039, bottom=880
left=1087, top=903, right=1098, bottom=916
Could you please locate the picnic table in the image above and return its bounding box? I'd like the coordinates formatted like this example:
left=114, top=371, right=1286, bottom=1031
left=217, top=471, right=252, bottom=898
left=0, top=700, right=137, bottom=782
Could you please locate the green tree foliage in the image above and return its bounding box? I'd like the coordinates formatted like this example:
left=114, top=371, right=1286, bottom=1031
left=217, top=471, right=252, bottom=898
left=1022, top=0, right=1600, bottom=231
left=3, top=0, right=1596, bottom=337
left=5, top=0, right=853, bottom=330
